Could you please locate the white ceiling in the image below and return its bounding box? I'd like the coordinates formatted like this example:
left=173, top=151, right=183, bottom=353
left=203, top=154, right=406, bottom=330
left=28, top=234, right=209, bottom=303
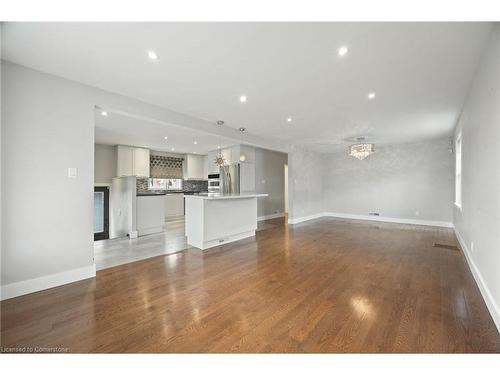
left=2, top=22, right=492, bottom=152
left=95, top=110, right=236, bottom=155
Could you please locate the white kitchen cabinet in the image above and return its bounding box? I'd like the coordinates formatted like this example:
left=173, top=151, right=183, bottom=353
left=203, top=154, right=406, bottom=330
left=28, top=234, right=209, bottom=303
left=203, top=155, right=208, bottom=179
left=136, top=195, right=165, bottom=236
left=133, top=148, right=150, bottom=177
left=116, top=145, right=150, bottom=177
left=183, top=154, right=206, bottom=180
left=165, top=193, right=184, bottom=219
left=116, top=145, right=134, bottom=176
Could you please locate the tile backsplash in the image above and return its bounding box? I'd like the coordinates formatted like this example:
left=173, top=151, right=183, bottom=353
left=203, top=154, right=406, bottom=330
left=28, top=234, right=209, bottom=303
left=182, top=180, right=208, bottom=192
left=136, top=178, right=207, bottom=193
left=137, top=178, right=149, bottom=193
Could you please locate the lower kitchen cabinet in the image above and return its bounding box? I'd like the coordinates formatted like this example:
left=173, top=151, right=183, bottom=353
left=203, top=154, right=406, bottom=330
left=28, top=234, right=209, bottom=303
left=136, top=195, right=165, bottom=236
left=165, top=193, right=184, bottom=219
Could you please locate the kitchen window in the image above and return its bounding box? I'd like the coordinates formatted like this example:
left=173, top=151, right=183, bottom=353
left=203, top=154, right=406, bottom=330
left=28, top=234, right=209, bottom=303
left=148, top=178, right=183, bottom=191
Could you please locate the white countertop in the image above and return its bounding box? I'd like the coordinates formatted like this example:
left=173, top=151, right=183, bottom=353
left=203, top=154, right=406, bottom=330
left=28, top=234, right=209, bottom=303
left=184, top=193, right=268, bottom=200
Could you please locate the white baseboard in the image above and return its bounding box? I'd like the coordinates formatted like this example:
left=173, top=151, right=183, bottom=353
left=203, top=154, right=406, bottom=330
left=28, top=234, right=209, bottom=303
left=324, top=212, right=454, bottom=228
left=288, top=211, right=453, bottom=228
left=288, top=212, right=324, bottom=225
left=258, top=212, right=285, bottom=221
left=454, top=228, right=500, bottom=333
left=0, top=264, right=96, bottom=301
left=137, top=226, right=164, bottom=237
left=189, top=230, right=256, bottom=250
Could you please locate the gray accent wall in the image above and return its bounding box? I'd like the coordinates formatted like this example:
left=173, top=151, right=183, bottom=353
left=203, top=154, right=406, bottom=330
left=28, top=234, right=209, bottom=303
left=288, top=146, right=324, bottom=222
left=453, top=25, right=500, bottom=329
left=322, top=138, right=454, bottom=223
left=254, top=147, right=288, bottom=218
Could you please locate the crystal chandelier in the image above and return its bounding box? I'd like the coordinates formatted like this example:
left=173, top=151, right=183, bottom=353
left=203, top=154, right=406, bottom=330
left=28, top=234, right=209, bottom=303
left=348, top=139, right=374, bottom=160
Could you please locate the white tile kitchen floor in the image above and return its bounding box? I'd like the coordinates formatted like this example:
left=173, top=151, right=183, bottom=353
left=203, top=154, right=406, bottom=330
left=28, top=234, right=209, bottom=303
left=93, top=217, right=280, bottom=270
left=93, top=218, right=188, bottom=270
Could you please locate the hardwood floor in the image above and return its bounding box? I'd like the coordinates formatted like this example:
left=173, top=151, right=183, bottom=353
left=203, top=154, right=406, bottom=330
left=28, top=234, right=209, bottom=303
left=1, top=217, right=499, bottom=353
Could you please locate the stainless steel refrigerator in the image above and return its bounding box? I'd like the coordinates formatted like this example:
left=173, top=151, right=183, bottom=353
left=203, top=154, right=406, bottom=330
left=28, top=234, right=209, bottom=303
left=220, top=164, right=240, bottom=194
left=220, top=163, right=255, bottom=194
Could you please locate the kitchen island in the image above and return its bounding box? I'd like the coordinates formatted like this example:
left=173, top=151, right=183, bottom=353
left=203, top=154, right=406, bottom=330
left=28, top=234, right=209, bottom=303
left=185, top=193, right=268, bottom=250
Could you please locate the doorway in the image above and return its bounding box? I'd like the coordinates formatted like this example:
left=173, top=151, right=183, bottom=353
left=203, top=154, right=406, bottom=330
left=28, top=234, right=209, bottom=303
left=94, top=186, right=109, bottom=241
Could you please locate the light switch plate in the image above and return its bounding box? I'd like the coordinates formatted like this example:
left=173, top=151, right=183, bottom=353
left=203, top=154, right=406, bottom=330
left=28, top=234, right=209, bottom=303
left=68, top=167, right=77, bottom=178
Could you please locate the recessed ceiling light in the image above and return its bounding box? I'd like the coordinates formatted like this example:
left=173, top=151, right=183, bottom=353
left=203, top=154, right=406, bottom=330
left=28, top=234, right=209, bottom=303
left=101, top=111, right=108, bottom=117
left=193, top=141, right=198, bottom=145
left=368, top=92, right=376, bottom=100
left=287, top=117, right=292, bottom=123
left=217, top=146, right=221, bottom=149
left=337, top=46, right=349, bottom=57
left=164, top=136, right=168, bottom=140
left=239, top=95, right=247, bottom=103
left=171, top=148, right=175, bottom=151
left=148, top=50, right=159, bottom=60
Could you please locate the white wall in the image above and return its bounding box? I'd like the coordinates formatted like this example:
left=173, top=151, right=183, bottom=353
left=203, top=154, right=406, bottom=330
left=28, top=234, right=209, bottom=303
left=0, top=61, right=287, bottom=300
left=453, top=25, right=500, bottom=331
left=254, top=147, right=287, bottom=219
left=287, top=146, right=324, bottom=223
left=2, top=62, right=95, bottom=300
left=323, top=138, right=454, bottom=225
left=94, top=144, right=116, bottom=184
left=0, top=25, right=3, bottom=288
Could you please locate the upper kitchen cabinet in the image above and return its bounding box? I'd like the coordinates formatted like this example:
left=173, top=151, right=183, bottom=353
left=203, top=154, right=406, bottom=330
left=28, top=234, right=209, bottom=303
left=133, top=148, right=151, bottom=177
left=203, top=155, right=208, bottom=178
left=116, top=145, right=150, bottom=178
left=183, top=154, right=207, bottom=180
